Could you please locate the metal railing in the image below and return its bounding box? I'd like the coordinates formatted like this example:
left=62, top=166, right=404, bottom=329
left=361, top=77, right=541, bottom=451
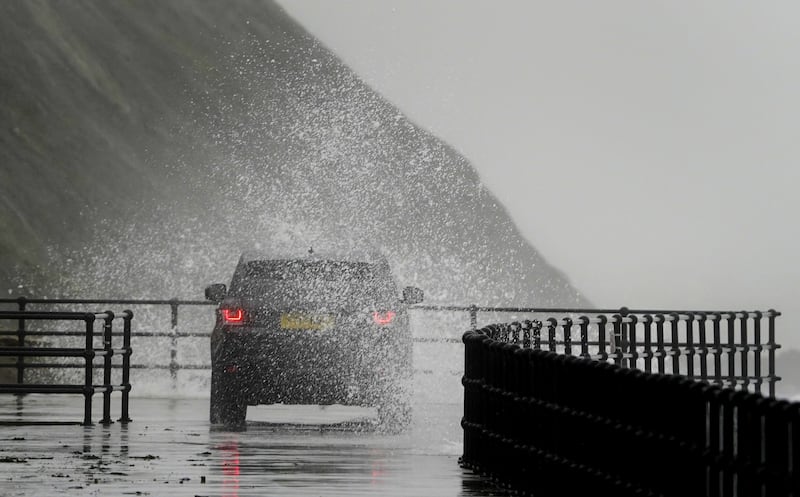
left=0, top=297, right=209, bottom=382
left=0, top=298, right=780, bottom=396
left=480, top=308, right=781, bottom=397
left=0, top=309, right=132, bottom=426
left=461, top=319, right=793, bottom=497
left=1, top=297, right=483, bottom=387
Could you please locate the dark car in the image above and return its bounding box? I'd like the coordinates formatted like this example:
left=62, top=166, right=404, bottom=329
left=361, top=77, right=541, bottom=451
left=205, top=249, right=423, bottom=429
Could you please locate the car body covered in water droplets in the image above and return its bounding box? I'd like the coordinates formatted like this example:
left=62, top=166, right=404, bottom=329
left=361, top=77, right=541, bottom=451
left=205, top=249, right=423, bottom=429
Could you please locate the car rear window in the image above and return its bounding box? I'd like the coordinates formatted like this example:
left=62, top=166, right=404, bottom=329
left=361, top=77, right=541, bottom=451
left=229, top=260, right=398, bottom=308
left=238, top=260, right=374, bottom=282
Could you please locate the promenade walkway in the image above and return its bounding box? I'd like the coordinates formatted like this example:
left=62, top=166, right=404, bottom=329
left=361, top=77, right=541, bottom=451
left=0, top=395, right=502, bottom=496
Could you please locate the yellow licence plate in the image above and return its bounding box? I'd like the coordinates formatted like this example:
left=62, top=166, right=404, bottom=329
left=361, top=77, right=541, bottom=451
left=280, top=313, right=334, bottom=330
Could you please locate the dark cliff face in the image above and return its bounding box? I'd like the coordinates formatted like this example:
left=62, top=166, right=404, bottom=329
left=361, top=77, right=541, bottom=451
left=0, top=0, right=587, bottom=307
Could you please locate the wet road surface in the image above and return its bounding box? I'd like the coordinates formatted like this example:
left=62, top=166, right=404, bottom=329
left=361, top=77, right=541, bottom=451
left=0, top=395, right=507, bottom=496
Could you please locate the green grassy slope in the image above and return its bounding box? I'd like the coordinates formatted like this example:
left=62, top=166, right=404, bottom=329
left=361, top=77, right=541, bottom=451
left=0, top=0, right=587, bottom=307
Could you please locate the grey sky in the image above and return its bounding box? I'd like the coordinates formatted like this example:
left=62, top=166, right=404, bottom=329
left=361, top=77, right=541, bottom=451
left=278, top=1, right=799, bottom=346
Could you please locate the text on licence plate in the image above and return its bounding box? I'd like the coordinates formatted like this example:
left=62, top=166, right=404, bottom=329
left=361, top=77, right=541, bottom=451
left=279, top=313, right=334, bottom=330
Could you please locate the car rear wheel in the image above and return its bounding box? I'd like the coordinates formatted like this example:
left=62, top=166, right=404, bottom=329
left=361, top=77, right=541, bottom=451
left=376, top=383, right=411, bottom=433
left=377, top=399, right=410, bottom=432
left=210, top=367, right=247, bottom=427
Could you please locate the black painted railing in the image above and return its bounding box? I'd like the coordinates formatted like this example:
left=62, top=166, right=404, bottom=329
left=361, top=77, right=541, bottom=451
left=461, top=313, right=793, bottom=497
left=481, top=308, right=781, bottom=397
left=0, top=299, right=782, bottom=395
left=0, top=298, right=502, bottom=386
left=0, top=309, right=133, bottom=426
left=0, top=297, right=211, bottom=386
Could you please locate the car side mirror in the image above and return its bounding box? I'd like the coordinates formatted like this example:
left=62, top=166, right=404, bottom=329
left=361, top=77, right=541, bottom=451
left=402, top=286, right=424, bottom=305
left=205, top=283, right=227, bottom=303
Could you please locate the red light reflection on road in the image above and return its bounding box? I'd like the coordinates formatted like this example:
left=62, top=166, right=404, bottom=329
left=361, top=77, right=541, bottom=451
left=221, top=440, right=240, bottom=497
left=370, top=458, right=386, bottom=485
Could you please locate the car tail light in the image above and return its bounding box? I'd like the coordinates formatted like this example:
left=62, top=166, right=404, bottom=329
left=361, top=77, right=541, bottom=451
left=372, top=310, right=396, bottom=326
left=222, top=308, right=245, bottom=325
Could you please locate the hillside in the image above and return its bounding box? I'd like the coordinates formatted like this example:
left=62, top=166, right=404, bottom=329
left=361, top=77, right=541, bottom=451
left=0, top=0, right=587, bottom=307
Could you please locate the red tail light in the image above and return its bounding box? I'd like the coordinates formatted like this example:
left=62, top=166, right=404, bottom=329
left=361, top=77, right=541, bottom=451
left=222, top=308, right=245, bottom=325
left=372, top=310, right=396, bottom=326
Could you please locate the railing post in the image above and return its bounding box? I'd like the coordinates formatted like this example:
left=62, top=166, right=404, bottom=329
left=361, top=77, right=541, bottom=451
left=619, top=307, right=631, bottom=368
left=596, top=315, right=608, bottom=361
left=627, top=314, right=638, bottom=370
left=562, top=318, right=573, bottom=356
left=578, top=316, right=590, bottom=359
left=697, top=313, right=708, bottom=382
left=767, top=310, right=778, bottom=398
left=546, top=318, right=557, bottom=352
left=727, top=314, right=736, bottom=388
left=83, top=314, right=95, bottom=426
left=654, top=314, right=666, bottom=374
left=685, top=313, right=695, bottom=378
left=641, top=314, right=653, bottom=374
left=670, top=313, right=681, bottom=374
left=509, top=322, right=519, bottom=344
left=469, top=305, right=478, bottom=331
left=739, top=311, right=749, bottom=391
left=711, top=313, right=722, bottom=386
left=763, top=396, right=789, bottom=494
left=120, top=309, right=133, bottom=423
left=16, top=296, right=26, bottom=385
left=752, top=311, right=762, bottom=395
left=101, top=311, right=114, bottom=425
left=611, top=314, right=623, bottom=366
left=720, top=389, right=736, bottom=496
left=169, top=299, right=179, bottom=390
left=521, top=320, right=531, bottom=349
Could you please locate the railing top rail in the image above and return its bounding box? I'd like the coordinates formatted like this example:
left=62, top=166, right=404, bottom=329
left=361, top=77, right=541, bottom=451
left=501, top=313, right=777, bottom=326
left=0, top=298, right=212, bottom=306
left=0, top=311, right=117, bottom=321
left=0, top=298, right=781, bottom=319
left=412, top=304, right=781, bottom=317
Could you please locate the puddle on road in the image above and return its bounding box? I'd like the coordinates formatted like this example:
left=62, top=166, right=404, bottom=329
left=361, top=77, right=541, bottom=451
left=0, top=396, right=508, bottom=496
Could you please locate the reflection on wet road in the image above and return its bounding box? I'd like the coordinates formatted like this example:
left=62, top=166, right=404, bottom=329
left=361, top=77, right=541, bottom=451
left=0, top=397, right=507, bottom=496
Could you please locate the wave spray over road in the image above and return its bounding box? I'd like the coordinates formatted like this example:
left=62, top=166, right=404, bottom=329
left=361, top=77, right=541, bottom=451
left=0, top=2, right=589, bottom=494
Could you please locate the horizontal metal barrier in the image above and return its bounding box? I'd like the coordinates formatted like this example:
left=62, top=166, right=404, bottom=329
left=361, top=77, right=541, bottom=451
left=481, top=309, right=781, bottom=397
left=461, top=318, right=793, bottom=497
left=0, top=309, right=133, bottom=426
left=0, top=298, right=780, bottom=396
left=0, top=298, right=481, bottom=385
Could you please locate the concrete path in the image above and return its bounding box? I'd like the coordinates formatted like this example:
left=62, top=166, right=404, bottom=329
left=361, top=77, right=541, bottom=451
left=0, top=395, right=506, bottom=496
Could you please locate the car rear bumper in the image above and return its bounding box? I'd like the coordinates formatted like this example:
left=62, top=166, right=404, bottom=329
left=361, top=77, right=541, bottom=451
left=212, top=326, right=412, bottom=405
